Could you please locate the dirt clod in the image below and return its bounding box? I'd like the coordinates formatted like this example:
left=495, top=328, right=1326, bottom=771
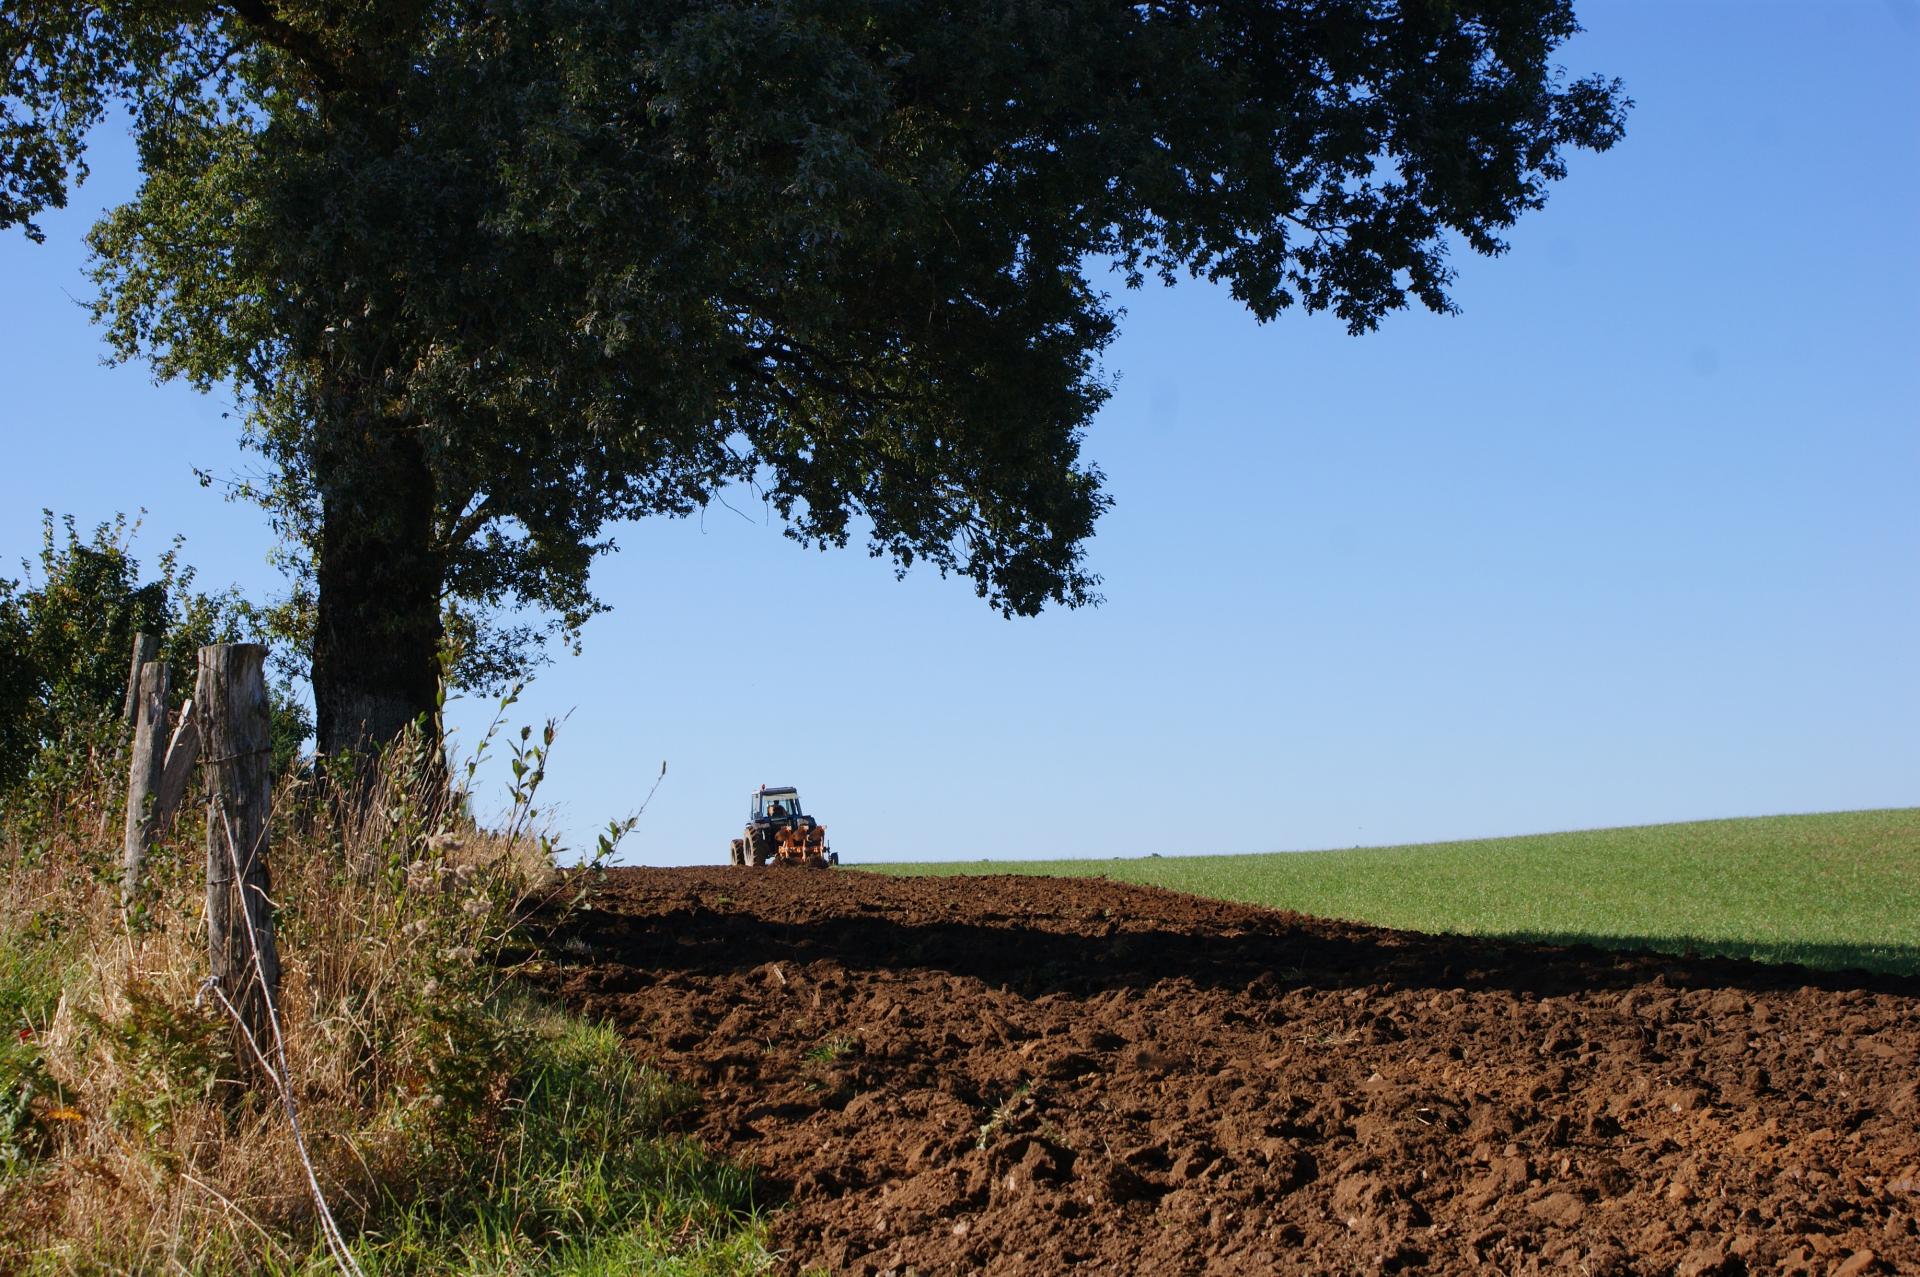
left=543, top=868, right=1920, bottom=1275
left=1830, top=1251, right=1880, bottom=1277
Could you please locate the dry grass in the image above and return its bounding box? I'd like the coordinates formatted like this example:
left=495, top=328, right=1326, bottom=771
left=2, top=738, right=514, bottom=1269
left=0, top=723, right=763, bottom=1275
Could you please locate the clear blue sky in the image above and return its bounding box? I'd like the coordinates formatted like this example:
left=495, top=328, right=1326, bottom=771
left=3, top=3, right=1915, bottom=864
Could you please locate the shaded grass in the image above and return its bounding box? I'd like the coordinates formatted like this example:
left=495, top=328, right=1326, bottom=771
left=8, top=1003, right=768, bottom=1277
left=341, top=1008, right=766, bottom=1277
left=867, top=809, right=1920, bottom=977
left=0, top=917, right=77, bottom=1178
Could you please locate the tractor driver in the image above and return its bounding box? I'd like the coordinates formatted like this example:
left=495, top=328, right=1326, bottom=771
left=768, top=799, right=787, bottom=818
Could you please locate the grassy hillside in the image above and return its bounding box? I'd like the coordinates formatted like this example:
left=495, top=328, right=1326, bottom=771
left=866, top=809, right=1920, bottom=977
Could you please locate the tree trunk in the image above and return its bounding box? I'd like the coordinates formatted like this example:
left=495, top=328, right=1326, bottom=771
left=311, top=411, right=443, bottom=758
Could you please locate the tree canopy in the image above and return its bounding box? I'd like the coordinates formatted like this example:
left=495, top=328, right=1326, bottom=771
left=3, top=0, right=1627, bottom=753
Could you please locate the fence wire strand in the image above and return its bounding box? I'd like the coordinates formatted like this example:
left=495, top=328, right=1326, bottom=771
left=197, top=804, right=366, bottom=1277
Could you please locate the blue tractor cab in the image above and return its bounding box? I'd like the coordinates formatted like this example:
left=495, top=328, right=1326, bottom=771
left=753, top=786, right=806, bottom=822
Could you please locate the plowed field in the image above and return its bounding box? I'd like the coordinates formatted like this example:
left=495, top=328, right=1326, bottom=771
left=543, top=868, right=1920, bottom=1276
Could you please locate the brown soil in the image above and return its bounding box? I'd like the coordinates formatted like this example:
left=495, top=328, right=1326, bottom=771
left=541, top=868, right=1920, bottom=1276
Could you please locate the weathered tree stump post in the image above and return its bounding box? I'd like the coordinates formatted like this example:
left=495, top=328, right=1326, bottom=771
left=199, top=643, right=280, bottom=1057
left=150, top=699, right=201, bottom=835
left=121, top=659, right=171, bottom=904
left=122, top=632, right=159, bottom=723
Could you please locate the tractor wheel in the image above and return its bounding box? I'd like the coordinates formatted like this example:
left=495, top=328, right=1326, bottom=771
left=729, top=839, right=746, bottom=866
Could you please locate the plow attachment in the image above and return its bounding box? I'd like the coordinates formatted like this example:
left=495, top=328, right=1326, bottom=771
left=731, top=820, right=836, bottom=868
left=773, top=823, right=833, bottom=867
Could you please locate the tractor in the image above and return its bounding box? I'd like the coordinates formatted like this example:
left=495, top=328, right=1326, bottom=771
left=729, top=785, right=837, bottom=868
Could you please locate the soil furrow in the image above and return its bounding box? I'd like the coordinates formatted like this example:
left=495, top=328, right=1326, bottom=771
left=543, top=868, right=1920, bottom=1276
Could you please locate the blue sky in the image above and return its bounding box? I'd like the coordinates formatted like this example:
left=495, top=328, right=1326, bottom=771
left=2, top=3, right=1915, bottom=864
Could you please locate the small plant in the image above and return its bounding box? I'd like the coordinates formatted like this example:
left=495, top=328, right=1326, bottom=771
left=975, top=1082, right=1036, bottom=1150
left=84, top=980, right=226, bottom=1155
left=0, top=882, right=75, bottom=1179
left=0, top=1031, right=62, bottom=1176
left=803, top=1035, right=857, bottom=1066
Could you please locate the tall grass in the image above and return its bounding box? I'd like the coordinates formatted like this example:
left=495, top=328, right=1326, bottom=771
left=0, top=721, right=767, bottom=1274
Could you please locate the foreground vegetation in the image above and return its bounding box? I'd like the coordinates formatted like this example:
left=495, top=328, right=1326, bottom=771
left=0, top=725, right=767, bottom=1274
left=870, top=809, right=1920, bottom=978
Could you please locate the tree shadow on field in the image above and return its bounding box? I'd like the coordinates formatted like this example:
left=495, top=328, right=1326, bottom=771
left=1487, top=931, right=1920, bottom=984
left=550, top=882, right=1920, bottom=1003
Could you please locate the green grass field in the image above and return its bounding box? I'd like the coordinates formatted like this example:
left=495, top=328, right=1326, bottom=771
left=865, top=808, right=1920, bottom=978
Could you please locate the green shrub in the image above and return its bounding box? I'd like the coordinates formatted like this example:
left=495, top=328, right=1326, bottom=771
left=0, top=511, right=312, bottom=797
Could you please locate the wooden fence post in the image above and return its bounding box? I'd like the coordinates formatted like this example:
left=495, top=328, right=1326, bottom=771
left=199, top=643, right=279, bottom=1057
left=122, top=632, right=159, bottom=723
left=149, top=699, right=201, bottom=835
left=120, top=659, right=171, bottom=904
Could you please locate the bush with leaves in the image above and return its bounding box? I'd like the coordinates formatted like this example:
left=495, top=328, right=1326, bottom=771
left=0, top=511, right=313, bottom=797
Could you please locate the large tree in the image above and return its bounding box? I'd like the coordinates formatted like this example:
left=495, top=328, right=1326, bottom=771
left=4, top=1, right=1626, bottom=755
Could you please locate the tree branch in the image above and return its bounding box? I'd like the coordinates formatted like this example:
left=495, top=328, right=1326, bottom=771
left=441, top=491, right=498, bottom=553
left=214, top=1, right=362, bottom=95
